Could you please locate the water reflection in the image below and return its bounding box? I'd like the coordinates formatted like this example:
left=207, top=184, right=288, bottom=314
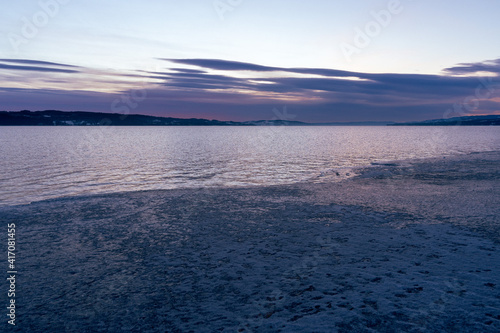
left=0, top=126, right=499, bottom=206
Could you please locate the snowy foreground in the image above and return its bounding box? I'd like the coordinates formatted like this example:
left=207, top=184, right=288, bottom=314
left=2, top=152, right=500, bottom=332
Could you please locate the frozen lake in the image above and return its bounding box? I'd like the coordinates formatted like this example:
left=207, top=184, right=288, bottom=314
left=2, top=151, right=499, bottom=332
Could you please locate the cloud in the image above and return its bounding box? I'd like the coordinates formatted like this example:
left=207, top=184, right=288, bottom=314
left=164, top=58, right=362, bottom=78
left=169, top=68, right=207, bottom=74
left=443, top=58, right=500, bottom=76
left=157, top=59, right=487, bottom=100
left=2, top=57, right=500, bottom=122
left=138, top=58, right=500, bottom=120
left=165, top=58, right=281, bottom=72
left=0, top=59, right=80, bottom=73
left=160, top=58, right=491, bottom=97
left=0, top=59, right=80, bottom=68
left=168, top=57, right=500, bottom=81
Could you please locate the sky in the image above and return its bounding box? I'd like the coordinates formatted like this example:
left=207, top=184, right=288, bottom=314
left=1, top=0, right=500, bottom=122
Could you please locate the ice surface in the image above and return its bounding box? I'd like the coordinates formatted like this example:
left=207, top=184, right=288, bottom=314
left=1, top=152, right=499, bottom=332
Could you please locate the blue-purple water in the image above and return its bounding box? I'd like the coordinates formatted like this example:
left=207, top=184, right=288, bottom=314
left=1, top=126, right=499, bottom=206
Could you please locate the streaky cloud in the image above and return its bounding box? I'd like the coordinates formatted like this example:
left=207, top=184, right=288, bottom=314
left=0, top=63, right=79, bottom=73
left=170, top=68, right=207, bottom=74
left=164, top=58, right=360, bottom=77
left=2, top=57, right=500, bottom=122
left=443, top=58, right=500, bottom=76
left=165, top=58, right=281, bottom=72
left=0, top=59, right=80, bottom=68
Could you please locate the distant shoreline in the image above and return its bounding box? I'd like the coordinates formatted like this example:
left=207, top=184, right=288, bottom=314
left=2, top=110, right=500, bottom=126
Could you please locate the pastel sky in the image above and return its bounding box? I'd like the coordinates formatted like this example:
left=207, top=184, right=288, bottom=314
left=1, top=0, right=500, bottom=122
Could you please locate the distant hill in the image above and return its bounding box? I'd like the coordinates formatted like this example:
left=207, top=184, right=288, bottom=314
left=0, top=110, right=244, bottom=126
left=0, top=110, right=316, bottom=126
left=2, top=110, right=498, bottom=126
left=389, top=115, right=500, bottom=126
left=240, top=119, right=309, bottom=126
left=0, top=110, right=397, bottom=126
left=311, top=121, right=394, bottom=126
